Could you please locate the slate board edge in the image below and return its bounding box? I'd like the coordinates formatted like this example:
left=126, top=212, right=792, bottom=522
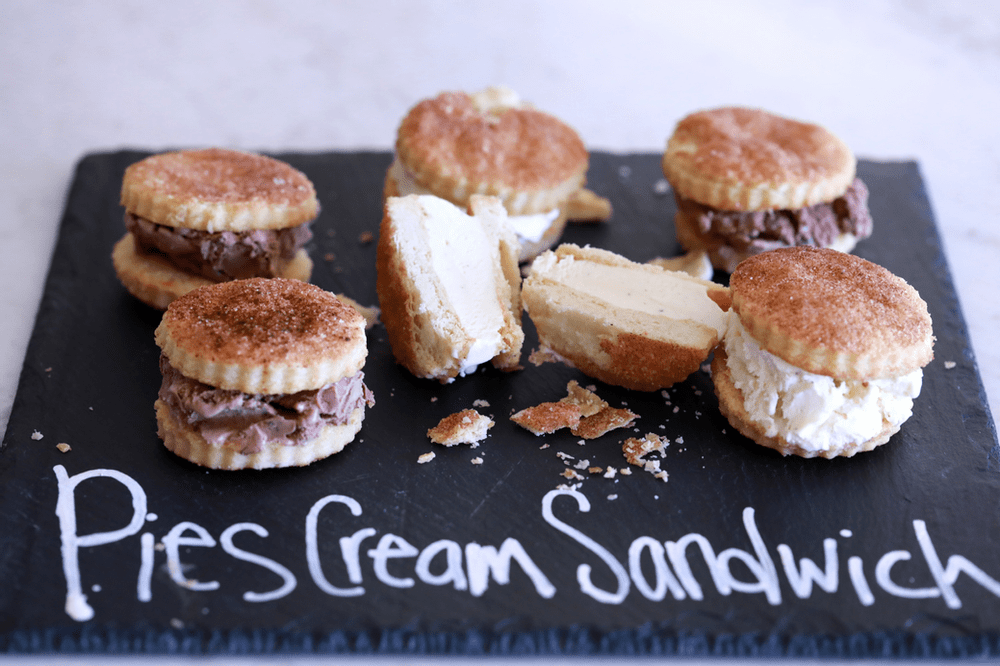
left=3, top=622, right=1000, bottom=658
left=1, top=150, right=998, bottom=658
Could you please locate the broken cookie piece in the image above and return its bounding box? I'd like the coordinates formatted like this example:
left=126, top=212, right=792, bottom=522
left=511, top=402, right=582, bottom=436
left=560, top=380, right=608, bottom=417
left=571, top=407, right=639, bottom=440
left=427, top=409, right=494, bottom=446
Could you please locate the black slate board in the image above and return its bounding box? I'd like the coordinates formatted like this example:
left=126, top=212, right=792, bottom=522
left=1, top=151, right=998, bottom=658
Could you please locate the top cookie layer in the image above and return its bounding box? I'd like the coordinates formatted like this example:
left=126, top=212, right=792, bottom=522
left=730, top=247, right=933, bottom=379
left=395, top=89, right=588, bottom=215
left=662, top=107, right=856, bottom=212
left=121, top=148, right=319, bottom=232
left=155, top=278, right=367, bottom=394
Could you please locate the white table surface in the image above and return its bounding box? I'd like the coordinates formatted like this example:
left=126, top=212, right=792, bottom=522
left=2, top=1, right=998, bottom=663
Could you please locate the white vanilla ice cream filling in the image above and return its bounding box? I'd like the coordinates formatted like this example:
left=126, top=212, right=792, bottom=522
left=389, top=158, right=559, bottom=245
left=398, top=195, right=506, bottom=376
left=722, top=311, right=922, bottom=453
left=531, top=251, right=728, bottom=340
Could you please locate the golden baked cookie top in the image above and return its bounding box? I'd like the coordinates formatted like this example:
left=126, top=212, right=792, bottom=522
left=730, top=247, right=933, bottom=379
left=121, top=148, right=319, bottom=232
left=155, top=278, right=367, bottom=394
left=395, top=89, right=588, bottom=214
left=662, top=107, right=856, bottom=212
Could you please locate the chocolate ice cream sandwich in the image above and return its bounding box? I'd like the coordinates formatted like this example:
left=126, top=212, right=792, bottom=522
left=113, top=148, right=316, bottom=309
left=154, top=278, right=374, bottom=470
left=662, top=107, right=873, bottom=272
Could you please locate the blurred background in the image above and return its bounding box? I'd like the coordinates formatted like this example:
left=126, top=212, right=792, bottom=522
left=1, top=1, right=998, bottom=662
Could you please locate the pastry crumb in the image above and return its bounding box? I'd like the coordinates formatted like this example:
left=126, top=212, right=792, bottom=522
left=624, top=433, right=668, bottom=466
left=428, top=409, right=494, bottom=446
left=944, top=361, right=957, bottom=369
left=624, top=433, right=671, bottom=482
left=560, top=380, right=608, bottom=417
left=417, top=452, right=436, bottom=464
left=31, top=430, right=43, bottom=441
left=56, top=443, right=71, bottom=453
left=359, top=231, right=374, bottom=244
left=473, top=399, right=490, bottom=408
left=471, top=457, right=484, bottom=465
left=336, top=294, right=380, bottom=329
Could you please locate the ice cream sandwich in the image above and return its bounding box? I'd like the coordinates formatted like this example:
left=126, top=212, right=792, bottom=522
left=113, top=148, right=316, bottom=309
left=522, top=244, right=731, bottom=391
left=376, top=193, right=523, bottom=382
left=154, top=278, right=374, bottom=470
left=662, top=107, right=873, bottom=272
left=712, top=246, right=933, bottom=458
left=385, top=86, right=610, bottom=261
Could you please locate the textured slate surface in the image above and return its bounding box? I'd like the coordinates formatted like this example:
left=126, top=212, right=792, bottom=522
left=1, top=151, right=998, bottom=657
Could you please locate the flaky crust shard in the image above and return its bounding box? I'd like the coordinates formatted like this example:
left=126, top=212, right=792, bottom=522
left=662, top=107, right=855, bottom=212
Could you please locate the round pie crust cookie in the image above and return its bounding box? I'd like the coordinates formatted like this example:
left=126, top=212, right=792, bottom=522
left=154, top=278, right=371, bottom=469
left=662, top=106, right=856, bottom=213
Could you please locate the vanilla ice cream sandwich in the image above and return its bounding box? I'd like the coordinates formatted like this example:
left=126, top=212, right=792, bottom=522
left=712, top=246, right=934, bottom=458
left=522, top=244, right=731, bottom=391
left=385, top=86, right=611, bottom=261
left=662, top=107, right=873, bottom=272
left=154, top=278, right=374, bottom=470
left=113, top=148, right=316, bottom=309
left=376, top=194, right=524, bottom=382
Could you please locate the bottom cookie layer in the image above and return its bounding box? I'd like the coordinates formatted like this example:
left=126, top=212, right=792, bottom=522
left=710, top=348, right=898, bottom=459
left=112, top=233, right=313, bottom=309
left=155, top=400, right=364, bottom=470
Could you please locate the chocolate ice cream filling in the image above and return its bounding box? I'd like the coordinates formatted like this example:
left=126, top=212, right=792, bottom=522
left=126, top=212, right=313, bottom=282
left=675, top=178, right=873, bottom=253
left=158, top=355, right=375, bottom=454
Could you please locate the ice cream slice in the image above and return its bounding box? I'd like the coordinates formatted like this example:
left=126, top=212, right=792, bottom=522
left=376, top=194, right=524, bottom=382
